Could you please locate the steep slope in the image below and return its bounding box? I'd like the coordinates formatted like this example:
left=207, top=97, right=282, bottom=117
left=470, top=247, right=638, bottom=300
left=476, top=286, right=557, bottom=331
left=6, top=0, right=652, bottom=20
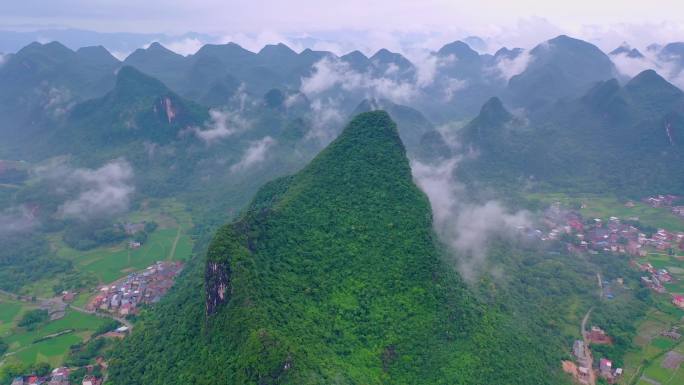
left=460, top=70, right=684, bottom=195
left=123, top=42, right=191, bottom=89
left=353, top=98, right=451, bottom=160
left=369, top=48, right=415, bottom=80
left=508, top=35, right=616, bottom=109
left=108, top=111, right=565, bottom=385
left=0, top=41, right=119, bottom=149
left=56, top=65, right=207, bottom=152
left=420, top=40, right=506, bottom=122
left=609, top=43, right=645, bottom=59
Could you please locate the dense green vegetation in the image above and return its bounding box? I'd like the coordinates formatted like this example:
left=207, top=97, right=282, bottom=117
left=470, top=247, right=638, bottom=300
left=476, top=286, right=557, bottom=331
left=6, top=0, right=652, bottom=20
left=1, top=309, right=110, bottom=373
left=459, top=69, right=684, bottom=197
left=108, top=111, right=572, bottom=385
left=62, top=220, right=128, bottom=251
left=17, top=309, right=49, bottom=331
left=1, top=36, right=679, bottom=385
left=65, top=338, right=112, bottom=367
left=0, top=234, right=73, bottom=292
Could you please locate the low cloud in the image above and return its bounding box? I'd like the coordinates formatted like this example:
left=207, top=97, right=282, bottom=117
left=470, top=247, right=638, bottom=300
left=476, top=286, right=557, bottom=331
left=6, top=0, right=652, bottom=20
left=162, top=37, right=205, bottom=56
left=220, top=30, right=304, bottom=53
left=493, top=49, right=533, bottom=82
left=59, top=160, right=135, bottom=220
left=300, top=57, right=420, bottom=104
left=190, top=109, right=252, bottom=144
left=36, top=159, right=135, bottom=221
left=0, top=205, right=38, bottom=235
left=443, top=78, right=468, bottom=101
left=230, top=136, right=276, bottom=173
left=611, top=49, right=684, bottom=89
left=38, top=86, right=75, bottom=118
left=412, top=157, right=530, bottom=282
left=306, top=98, right=345, bottom=144
left=611, top=52, right=655, bottom=78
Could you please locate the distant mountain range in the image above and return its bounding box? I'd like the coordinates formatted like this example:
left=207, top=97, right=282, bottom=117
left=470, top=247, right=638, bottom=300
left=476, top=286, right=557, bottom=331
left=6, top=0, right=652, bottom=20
left=458, top=69, right=684, bottom=196
left=3, top=34, right=682, bottom=136
left=1, top=34, right=683, bottom=197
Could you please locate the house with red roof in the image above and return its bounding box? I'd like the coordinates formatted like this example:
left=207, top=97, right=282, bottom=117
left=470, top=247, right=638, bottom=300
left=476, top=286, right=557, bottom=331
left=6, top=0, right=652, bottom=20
left=672, top=295, right=684, bottom=309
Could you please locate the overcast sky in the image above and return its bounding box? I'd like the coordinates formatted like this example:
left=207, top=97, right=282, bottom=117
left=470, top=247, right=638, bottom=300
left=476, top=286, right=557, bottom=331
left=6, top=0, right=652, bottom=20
left=2, top=1, right=684, bottom=55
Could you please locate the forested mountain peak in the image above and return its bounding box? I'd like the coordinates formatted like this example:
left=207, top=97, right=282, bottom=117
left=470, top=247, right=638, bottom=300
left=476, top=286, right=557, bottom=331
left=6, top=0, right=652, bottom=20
left=436, top=40, right=479, bottom=59
left=609, top=43, right=645, bottom=58
left=370, top=48, right=413, bottom=69
left=473, top=96, right=513, bottom=126
left=123, top=42, right=186, bottom=67
left=63, top=65, right=206, bottom=147
left=112, top=65, right=171, bottom=98
left=508, top=34, right=616, bottom=108
left=109, top=111, right=558, bottom=385
left=625, top=69, right=684, bottom=99
left=194, top=42, right=256, bottom=60
left=258, top=42, right=298, bottom=58
left=75, top=45, right=120, bottom=67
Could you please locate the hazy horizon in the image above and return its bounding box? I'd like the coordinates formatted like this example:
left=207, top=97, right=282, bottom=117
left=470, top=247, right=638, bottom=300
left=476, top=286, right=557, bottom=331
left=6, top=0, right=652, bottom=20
left=2, top=0, right=684, bottom=58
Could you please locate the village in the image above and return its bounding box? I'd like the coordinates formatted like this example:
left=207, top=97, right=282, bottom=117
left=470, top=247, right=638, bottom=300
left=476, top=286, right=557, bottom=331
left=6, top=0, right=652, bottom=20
left=547, top=195, right=684, bottom=384
left=6, top=261, right=184, bottom=385
left=10, top=367, right=101, bottom=385
left=536, top=199, right=684, bottom=258
left=565, top=325, right=623, bottom=385
left=86, top=261, right=184, bottom=317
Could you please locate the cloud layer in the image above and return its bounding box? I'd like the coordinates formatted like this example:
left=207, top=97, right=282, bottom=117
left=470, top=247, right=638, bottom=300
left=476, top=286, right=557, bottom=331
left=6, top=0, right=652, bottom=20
left=35, top=159, right=135, bottom=221
left=611, top=49, right=684, bottom=88
left=230, top=136, right=275, bottom=172
left=411, top=157, right=530, bottom=282
left=57, top=160, right=135, bottom=220
left=191, top=109, right=252, bottom=144
left=0, top=205, right=38, bottom=235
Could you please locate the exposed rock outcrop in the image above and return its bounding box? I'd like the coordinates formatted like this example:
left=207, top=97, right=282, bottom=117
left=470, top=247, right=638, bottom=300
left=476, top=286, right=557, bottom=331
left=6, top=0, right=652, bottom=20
left=205, top=259, right=230, bottom=316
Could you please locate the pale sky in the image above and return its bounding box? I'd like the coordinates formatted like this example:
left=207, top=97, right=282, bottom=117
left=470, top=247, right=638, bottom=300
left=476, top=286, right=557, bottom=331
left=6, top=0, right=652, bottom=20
left=2, top=0, right=684, bottom=54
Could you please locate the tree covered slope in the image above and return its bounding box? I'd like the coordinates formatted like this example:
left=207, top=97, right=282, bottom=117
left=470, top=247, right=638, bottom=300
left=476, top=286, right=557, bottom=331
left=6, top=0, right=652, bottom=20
left=107, top=111, right=567, bottom=385
left=459, top=69, right=684, bottom=196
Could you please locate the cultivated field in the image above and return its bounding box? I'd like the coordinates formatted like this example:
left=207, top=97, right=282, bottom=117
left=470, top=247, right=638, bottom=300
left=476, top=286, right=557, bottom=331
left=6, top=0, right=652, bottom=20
left=1, top=297, right=108, bottom=368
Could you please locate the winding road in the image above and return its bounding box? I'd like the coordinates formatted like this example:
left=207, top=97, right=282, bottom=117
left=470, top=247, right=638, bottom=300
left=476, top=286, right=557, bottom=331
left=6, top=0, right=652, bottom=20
left=580, top=307, right=597, bottom=385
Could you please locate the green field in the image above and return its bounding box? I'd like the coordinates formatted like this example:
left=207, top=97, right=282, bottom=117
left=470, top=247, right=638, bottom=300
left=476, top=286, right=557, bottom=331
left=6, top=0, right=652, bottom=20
left=640, top=341, right=684, bottom=385
left=62, top=227, right=190, bottom=283
left=0, top=299, right=26, bottom=336
left=1, top=199, right=195, bottom=371
left=52, top=199, right=194, bottom=284
left=527, top=193, right=684, bottom=232
left=1, top=309, right=108, bottom=368
left=526, top=194, right=684, bottom=385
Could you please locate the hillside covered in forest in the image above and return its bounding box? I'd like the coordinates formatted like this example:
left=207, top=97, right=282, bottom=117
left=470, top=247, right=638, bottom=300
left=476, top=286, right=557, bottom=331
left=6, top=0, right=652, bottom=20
left=106, top=111, right=568, bottom=385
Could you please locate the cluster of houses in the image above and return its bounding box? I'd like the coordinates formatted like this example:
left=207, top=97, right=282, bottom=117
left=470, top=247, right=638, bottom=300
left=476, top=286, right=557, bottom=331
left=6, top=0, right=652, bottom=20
left=570, top=333, right=622, bottom=385
left=672, top=294, right=684, bottom=309
left=538, top=203, right=684, bottom=257
left=586, top=326, right=612, bottom=344
left=642, top=194, right=680, bottom=208
left=87, top=261, right=183, bottom=316
left=637, top=262, right=672, bottom=294
left=636, top=262, right=684, bottom=311
left=642, top=194, right=684, bottom=220
left=661, top=326, right=682, bottom=340
left=598, top=358, right=622, bottom=383
left=10, top=367, right=102, bottom=385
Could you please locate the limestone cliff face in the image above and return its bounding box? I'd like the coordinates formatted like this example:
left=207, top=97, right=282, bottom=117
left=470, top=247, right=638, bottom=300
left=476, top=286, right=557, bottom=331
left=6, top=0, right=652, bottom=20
left=204, top=223, right=250, bottom=317
left=205, top=260, right=231, bottom=316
